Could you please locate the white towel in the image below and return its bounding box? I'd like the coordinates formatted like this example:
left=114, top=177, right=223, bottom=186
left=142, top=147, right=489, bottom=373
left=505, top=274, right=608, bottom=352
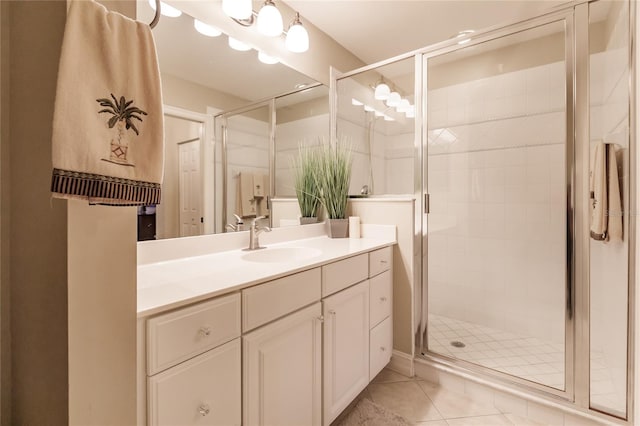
left=590, top=142, right=607, bottom=239
left=51, top=0, right=164, bottom=205
left=606, top=144, right=623, bottom=242
left=236, top=172, right=256, bottom=218
left=590, top=141, right=623, bottom=242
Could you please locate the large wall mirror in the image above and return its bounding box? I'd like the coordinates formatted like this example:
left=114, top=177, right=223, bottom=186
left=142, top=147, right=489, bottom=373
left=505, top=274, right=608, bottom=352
left=136, top=0, right=327, bottom=240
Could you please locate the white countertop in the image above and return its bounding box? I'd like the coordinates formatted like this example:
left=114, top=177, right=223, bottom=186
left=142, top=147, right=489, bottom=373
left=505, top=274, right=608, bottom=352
left=138, top=235, right=395, bottom=318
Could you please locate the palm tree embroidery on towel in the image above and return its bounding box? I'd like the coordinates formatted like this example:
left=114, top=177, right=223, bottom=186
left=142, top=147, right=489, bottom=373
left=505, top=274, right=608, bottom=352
left=97, top=94, right=148, bottom=167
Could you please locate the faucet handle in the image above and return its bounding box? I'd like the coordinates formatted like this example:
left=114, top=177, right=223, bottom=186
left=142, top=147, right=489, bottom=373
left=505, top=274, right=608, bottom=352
left=233, top=214, right=244, bottom=224
left=251, top=216, right=266, bottom=225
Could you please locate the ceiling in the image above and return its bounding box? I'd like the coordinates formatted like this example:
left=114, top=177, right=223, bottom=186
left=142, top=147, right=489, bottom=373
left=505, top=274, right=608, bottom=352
left=285, top=0, right=569, bottom=64
left=142, top=0, right=573, bottom=106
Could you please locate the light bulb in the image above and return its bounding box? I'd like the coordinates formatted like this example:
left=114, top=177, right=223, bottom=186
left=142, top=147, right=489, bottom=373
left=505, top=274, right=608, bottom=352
left=222, top=0, right=252, bottom=20
left=194, top=19, right=221, bottom=37
left=397, top=99, right=411, bottom=113
left=285, top=13, right=309, bottom=53
left=148, top=0, right=182, bottom=17
left=257, top=1, right=283, bottom=37
left=374, top=83, right=390, bottom=100
left=228, top=37, right=251, bottom=51
left=258, top=51, right=279, bottom=64
left=386, top=92, right=401, bottom=107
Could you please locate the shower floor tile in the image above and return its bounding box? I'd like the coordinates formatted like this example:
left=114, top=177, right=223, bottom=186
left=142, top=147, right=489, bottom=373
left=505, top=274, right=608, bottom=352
left=428, top=314, right=625, bottom=415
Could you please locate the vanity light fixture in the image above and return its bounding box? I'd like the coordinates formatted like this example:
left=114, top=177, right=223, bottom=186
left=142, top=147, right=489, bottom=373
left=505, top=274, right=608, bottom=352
left=257, top=0, right=284, bottom=37
left=148, top=0, right=181, bottom=18
left=222, top=1, right=310, bottom=54
left=386, top=91, right=401, bottom=107
left=222, top=0, right=252, bottom=20
left=258, top=51, right=279, bottom=64
left=194, top=19, right=222, bottom=37
left=374, top=81, right=390, bottom=100
left=228, top=36, right=251, bottom=51
left=285, top=13, right=309, bottom=53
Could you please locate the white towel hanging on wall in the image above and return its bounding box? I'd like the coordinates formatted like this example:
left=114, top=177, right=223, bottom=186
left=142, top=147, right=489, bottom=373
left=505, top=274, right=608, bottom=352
left=590, top=141, right=623, bottom=242
left=50, top=0, right=164, bottom=205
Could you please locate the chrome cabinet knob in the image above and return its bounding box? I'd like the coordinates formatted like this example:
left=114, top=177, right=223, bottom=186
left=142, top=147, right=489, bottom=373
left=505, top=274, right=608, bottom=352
left=198, top=404, right=211, bottom=416
left=199, top=326, right=211, bottom=337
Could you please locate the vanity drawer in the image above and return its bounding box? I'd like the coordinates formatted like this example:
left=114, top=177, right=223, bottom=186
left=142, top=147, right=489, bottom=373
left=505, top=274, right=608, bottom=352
left=369, top=247, right=392, bottom=277
left=242, top=268, right=321, bottom=332
left=369, top=316, right=392, bottom=381
left=322, top=253, right=368, bottom=297
left=148, top=338, right=241, bottom=426
left=147, top=293, right=241, bottom=375
left=370, top=270, right=392, bottom=328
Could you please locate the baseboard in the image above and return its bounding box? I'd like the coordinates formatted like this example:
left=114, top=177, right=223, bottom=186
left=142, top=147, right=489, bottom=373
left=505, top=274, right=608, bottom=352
left=388, top=350, right=414, bottom=377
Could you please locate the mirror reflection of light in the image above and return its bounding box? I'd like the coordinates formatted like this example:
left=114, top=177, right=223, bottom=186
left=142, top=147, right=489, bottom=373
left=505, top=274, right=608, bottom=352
left=258, top=51, right=279, bottom=65
left=351, top=98, right=363, bottom=106
left=194, top=19, right=222, bottom=37
left=148, top=0, right=182, bottom=18
left=228, top=37, right=252, bottom=52
left=364, top=105, right=375, bottom=112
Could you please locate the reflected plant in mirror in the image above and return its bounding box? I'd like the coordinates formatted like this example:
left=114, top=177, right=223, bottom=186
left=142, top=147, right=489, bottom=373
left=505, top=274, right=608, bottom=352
left=292, top=142, right=322, bottom=225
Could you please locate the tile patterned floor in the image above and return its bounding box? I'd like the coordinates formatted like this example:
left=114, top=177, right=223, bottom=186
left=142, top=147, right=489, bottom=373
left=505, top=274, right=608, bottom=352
left=337, top=368, right=548, bottom=426
left=427, top=314, right=625, bottom=416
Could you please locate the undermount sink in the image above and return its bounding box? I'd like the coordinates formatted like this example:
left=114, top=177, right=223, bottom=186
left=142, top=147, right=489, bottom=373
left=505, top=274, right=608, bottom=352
left=241, top=247, right=322, bottom=263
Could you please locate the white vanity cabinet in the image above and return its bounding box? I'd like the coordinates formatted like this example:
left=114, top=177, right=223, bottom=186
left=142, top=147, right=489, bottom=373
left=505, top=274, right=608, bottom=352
left=242, top=269, right=322, bottom=426
left=322, top=280, right=370, bottom=425
left=139, top=242, right=394, bottom=426
left=243, top=303, right=323, bottom=426
left=146, top=293, right=242, bottom=426
left=321, top=246, right=392, bottom=426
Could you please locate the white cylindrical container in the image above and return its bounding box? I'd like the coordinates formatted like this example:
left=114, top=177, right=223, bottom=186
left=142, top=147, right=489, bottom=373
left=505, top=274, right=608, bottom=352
left=349, top=216, right=361, bottom=239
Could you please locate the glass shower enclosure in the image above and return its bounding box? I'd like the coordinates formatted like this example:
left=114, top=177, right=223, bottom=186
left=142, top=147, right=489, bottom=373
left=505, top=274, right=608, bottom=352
left=332, top=0, right=634, bottom=421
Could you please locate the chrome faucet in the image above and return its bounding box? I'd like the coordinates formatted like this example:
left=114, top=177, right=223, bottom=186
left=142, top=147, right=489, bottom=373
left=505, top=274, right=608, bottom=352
left=243, top=216, right=272, bottom=251
left=226, top=214, right=245, bottom=232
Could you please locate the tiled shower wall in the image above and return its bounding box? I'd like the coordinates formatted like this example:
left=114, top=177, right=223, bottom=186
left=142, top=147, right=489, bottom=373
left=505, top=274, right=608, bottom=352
left=427, top=60, right=567, bottom=345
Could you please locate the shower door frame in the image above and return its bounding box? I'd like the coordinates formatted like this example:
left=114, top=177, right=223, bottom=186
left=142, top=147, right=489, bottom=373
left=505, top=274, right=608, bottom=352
left=418, top=8, right=577, bottom=402
left=416, top=1, right=637, bottom=421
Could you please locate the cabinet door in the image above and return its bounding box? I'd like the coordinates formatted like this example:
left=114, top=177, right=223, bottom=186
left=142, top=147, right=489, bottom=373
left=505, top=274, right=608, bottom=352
left=243, top=303, right=322, bottom=426
left=148, top=338, right=241, bottom=426
left=323, top=280, right=370, bottom=426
